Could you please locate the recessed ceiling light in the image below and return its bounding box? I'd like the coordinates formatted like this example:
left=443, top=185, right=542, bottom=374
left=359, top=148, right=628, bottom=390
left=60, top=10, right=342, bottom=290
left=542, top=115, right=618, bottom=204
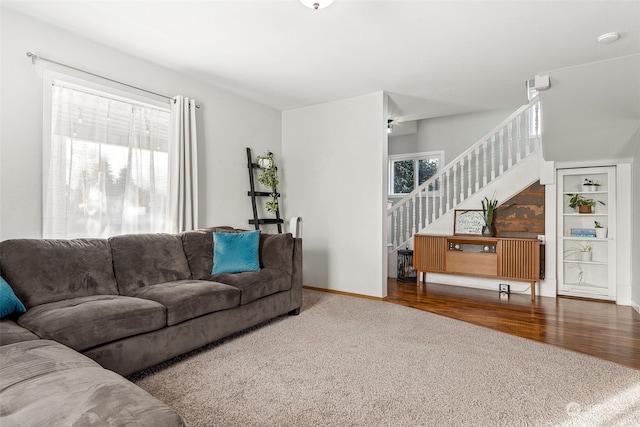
left=597, top=32, right=620, bottom=44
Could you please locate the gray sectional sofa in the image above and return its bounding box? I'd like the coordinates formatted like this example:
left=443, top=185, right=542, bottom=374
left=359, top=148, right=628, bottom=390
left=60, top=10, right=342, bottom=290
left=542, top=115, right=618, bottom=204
left=0, top=227, right=302, bottom=426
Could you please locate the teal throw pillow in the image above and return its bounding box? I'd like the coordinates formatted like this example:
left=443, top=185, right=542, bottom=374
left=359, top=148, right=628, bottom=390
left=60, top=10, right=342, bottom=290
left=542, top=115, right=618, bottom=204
left=212, top=230, right=261, bottom=274
left=0, top=276, right=26, bottom=318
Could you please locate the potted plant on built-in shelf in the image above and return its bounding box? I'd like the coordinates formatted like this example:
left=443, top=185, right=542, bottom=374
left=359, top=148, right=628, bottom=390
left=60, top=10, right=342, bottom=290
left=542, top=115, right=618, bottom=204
left=564, top=242, right=593, bottom=283
left=581, top=178, right=601, bottom=192
left=255, top=151, right=279, bottom=213
left=568, top=193, right=605, bottom=214
left=594, top=220, right=608, bottom=239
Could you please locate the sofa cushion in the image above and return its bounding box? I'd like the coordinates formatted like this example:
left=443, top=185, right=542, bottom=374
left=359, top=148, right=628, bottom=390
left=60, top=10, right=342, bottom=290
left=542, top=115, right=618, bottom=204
left=260, top=232, right=295, bottom=275
left=182, top=229, right=295, bottom=279
left=0, top=340, right=185, bottom=426
left=128, top=280, right=241, bottom=326
left=212, top=230, right=261, bottom=274
left=0, top=319, right=39, bottom=346
left=181, top=227, right=239, bottom=280
left=17, top=295, right=166, bottom=352
left=109, top=233, right=192, bottom=295
left=0, top=276, right=26, bottom=318
left=0, top=238, right=118, bottom=308
left=181, top=229, right=214, bottom=280
left=211, top=268, right=292, bottom=305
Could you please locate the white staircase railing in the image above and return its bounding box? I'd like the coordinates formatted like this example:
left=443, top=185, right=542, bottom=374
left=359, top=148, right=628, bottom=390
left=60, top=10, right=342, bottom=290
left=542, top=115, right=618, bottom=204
left=388, top=99, right=541, bottom=252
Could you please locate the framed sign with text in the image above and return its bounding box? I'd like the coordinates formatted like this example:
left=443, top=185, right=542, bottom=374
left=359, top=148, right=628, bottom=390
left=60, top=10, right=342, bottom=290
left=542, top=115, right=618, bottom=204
left=453, top=210, right=485, bottom=235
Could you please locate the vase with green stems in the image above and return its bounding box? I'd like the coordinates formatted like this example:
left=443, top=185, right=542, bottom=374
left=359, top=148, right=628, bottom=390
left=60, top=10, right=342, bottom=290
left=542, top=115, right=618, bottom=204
left=481, top=195, right=498, bottom=237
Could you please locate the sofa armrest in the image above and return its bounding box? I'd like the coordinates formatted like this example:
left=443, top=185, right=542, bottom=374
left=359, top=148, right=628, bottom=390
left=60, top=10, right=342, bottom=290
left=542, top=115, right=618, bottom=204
left=257, top=233, right=302, bottom=313
left=290, top=237, right=303, bottom=313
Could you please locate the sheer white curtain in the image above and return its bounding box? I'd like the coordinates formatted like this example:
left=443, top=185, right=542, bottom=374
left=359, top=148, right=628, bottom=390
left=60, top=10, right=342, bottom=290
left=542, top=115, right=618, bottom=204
left=168, top=96, right=198, bottom=233
left=44, top=83, right=171, bottom=238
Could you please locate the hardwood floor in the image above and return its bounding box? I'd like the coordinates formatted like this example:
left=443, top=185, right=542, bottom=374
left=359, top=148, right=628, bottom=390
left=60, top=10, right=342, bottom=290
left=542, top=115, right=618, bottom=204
left=386, top=278, right=640, bottom=370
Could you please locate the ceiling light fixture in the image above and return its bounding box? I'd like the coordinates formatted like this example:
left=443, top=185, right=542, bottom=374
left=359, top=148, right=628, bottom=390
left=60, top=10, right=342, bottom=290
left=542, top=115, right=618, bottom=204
left=300, top=0, right=334, bottom=10
left=597, top=32, right=620, bottom=44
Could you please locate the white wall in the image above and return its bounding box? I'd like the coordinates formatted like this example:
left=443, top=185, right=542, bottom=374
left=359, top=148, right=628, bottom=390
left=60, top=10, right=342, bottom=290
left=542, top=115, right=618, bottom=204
left=282, top=92, right=388, bottom=298
left=633, top=152, right=640, bottom=314
left=615, top=164, right=633, bottom=305
left=388, top=133, right=418, bottom=156
left=540, top=55, right=640, bottom=164
left=0, top=7, right=281, bottom=240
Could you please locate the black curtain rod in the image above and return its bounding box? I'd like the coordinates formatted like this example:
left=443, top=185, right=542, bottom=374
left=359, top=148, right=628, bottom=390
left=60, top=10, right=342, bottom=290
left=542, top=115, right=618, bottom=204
left=26, top=52, right=200, bottom=108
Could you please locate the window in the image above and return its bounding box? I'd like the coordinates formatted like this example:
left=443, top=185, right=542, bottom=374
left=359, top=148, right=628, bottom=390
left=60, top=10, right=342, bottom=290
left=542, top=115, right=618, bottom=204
left=389, top=151, right=442, bottom=195
left=43, top=73, right=171, bottom=238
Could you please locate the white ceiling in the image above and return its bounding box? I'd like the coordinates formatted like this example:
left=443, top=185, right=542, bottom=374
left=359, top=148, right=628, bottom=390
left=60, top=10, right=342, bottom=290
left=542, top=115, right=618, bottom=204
left=4, top=0, right=640, bottom=120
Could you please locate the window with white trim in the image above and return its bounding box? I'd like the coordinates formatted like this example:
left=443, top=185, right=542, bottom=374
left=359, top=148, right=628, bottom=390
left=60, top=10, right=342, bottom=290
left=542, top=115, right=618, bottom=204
left=43, top=72, right=172, bottom=238
left=389, top=151, right=443, bottom=195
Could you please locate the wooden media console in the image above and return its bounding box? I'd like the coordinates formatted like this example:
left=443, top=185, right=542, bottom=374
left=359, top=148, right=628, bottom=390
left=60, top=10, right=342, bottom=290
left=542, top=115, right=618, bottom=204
left=413, top=234, right=541, bottom=301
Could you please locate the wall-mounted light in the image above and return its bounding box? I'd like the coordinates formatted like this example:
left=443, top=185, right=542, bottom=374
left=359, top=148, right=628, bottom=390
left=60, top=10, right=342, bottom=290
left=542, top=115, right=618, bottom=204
left=387, top=120, right=394, bottom=134
left=300, top=0, right=334, bottom=10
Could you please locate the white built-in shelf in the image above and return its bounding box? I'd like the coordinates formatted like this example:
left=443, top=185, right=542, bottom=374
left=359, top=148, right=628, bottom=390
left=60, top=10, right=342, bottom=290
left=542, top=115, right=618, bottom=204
left=557, top=166, right=616, bottom=300
left=562, top=191, right=608, bottom=195
left=563, top=260, right=607, bottom=266
left=561, top=236, right=612, bottom=241
left=564, top=282, right=607, bottom=288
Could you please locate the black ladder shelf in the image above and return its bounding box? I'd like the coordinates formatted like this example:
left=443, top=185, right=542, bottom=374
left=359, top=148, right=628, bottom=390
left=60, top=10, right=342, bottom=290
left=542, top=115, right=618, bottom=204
left=246, top=147, right=283, bottom=233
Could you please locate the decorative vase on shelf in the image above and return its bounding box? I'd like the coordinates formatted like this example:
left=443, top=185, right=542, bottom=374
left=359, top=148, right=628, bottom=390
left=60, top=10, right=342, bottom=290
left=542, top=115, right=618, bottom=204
left=580, top=251, right=592, bottom=262
left=482, top=224, right=495, bottom=237
left=257, top=157, right=273, bottom=169
left=595, top=228, right=608, bottom=239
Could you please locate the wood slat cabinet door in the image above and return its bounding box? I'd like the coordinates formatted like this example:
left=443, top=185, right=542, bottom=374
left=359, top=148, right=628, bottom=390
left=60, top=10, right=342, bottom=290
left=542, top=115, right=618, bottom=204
left=414, top=235, right=447, bottom=272
left=498, top=239, right=540, bottom=281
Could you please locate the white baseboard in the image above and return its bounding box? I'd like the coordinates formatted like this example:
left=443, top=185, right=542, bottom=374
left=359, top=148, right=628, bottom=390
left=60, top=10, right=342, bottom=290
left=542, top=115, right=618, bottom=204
left=631, top=299, right=640, bottom=315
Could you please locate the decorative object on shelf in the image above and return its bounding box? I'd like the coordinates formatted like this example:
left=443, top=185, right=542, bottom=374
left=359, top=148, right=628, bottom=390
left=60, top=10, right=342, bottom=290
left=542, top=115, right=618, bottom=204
left=481, top=195, right=498, bottom=237
left=594, top=221, right=608, bottom=238
left=570, top=228, right=596, bottom=238
left=453, top=210, right=484, bottom=236
left=567, top=193, right=605, bottom=214
left=564, top=241, right=593, bottom=261
left=582, top=178, right=601, bottom=192
left=255, top=151, right=279, bottom=213
left=564, top=242, right=594, bottom=283
left=256, top=154, right=273, bottom=169
left=569, top=263, right=586, bottom=284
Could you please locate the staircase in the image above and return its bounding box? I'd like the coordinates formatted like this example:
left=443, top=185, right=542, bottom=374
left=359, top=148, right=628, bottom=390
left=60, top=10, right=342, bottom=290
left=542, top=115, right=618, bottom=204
left=388, top=98, right=542, bottom=252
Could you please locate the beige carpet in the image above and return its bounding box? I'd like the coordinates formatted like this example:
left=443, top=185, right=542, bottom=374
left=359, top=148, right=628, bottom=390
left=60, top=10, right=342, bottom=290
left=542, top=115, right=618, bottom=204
left=130, top=290, right=640, bottom=426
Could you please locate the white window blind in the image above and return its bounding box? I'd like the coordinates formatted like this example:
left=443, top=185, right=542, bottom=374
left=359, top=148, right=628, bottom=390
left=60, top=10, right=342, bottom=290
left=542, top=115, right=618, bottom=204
left=44, top=81, right=171, bottom=238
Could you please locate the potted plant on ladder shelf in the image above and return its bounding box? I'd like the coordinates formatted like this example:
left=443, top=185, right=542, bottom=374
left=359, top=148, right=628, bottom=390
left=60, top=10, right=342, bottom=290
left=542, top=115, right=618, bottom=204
left=255, top=151, right=279, bottom=213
